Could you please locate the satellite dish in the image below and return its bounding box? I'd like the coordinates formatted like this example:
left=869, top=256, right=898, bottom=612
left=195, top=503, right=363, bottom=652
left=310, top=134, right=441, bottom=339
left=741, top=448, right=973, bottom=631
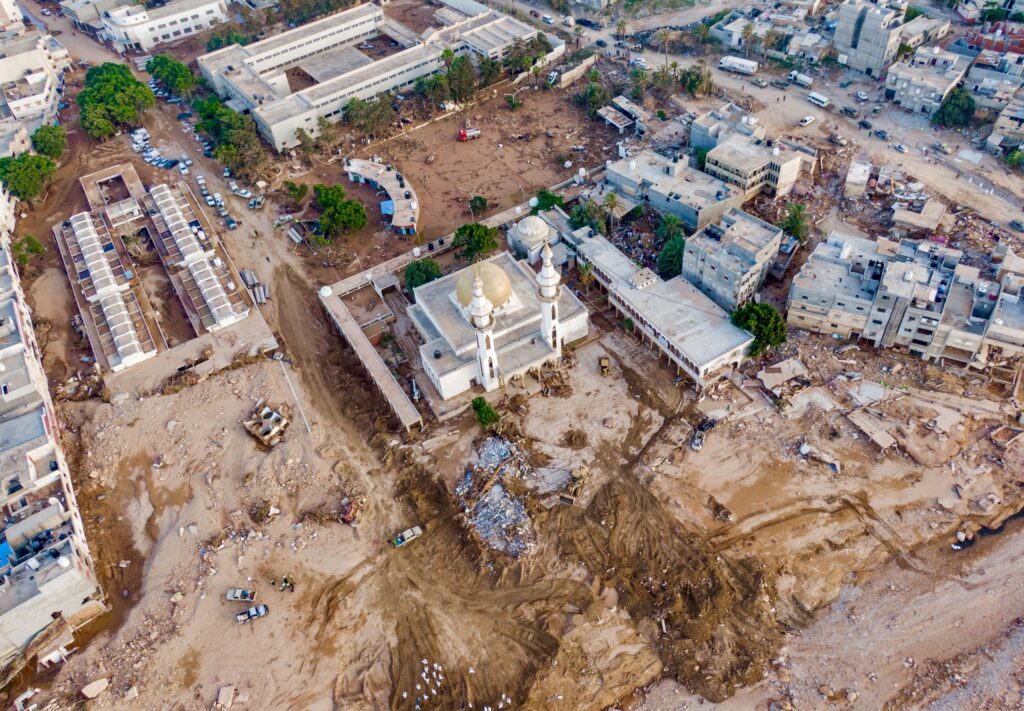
left=528, top=197, right=539, bottom=208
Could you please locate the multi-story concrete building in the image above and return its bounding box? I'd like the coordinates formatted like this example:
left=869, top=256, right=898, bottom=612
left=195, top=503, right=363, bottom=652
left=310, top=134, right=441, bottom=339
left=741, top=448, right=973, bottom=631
left=198, top=3, right=557, bottom=151
left=0, top=187, right=104, bottom=672
left=577, top=231, right=753, bottom=390
left=0, top=0, right=23, bottom=34
left=833, top=0, right=905, bottom=77
left=885, top=46, right=968, bottom=115
left=60, top=0, right=126, bottom=38
left=680, top=208, right=784, bottom=312
left=703, top=133, right=804, bottom=200
left=987, top=97, right=1024, bottom=152
left=603, top=150, right=742, bottom=233
left=689, top=103, right=766, bottom=153
left=0, top=119, right=29, bottom=158
left=788, top=231, right=1024, bottom=366
left=899, top=15, right=951, bottom=50
left=102, top=0, right=228, bottom=53
left=0, top=31, right=70, bottom=130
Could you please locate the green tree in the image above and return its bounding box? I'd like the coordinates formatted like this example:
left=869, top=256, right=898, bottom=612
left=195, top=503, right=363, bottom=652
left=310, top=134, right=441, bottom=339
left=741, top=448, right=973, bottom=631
left=578, top=81, right=611, bottom=117
left=1012, top=11, right=1024, bottom=21
left=1006, top=150, right=1024, bottom=168
left=404, top=258, right=442, bottom=296
left=77, top=63, right=155, bottom=139
left=779, top=203, right=810, bottom=242
left=577, top=261, right=594, bottom=291
left=534, top=189, right=563, bottom=212
left=760, top=28, right=779, bottom=59
left=447, top=56, right=477, bottom=102
left=654, top=28, right=674, bottom=66
left=31, top=125, right=65, bottom=159
left=206, top=29, right=249, bottom=52
left=469, top=195, right=488, bottom=215
left=694, top=146, right=709, bottom=170
left=568, top=199, right=604, bottom=234
left=603, top=191, right=619, bottom=232
left=345, top=93, right=396, bottom=138
left=146, top=54, right=197, bottom=97
left=194, top=96, right=265, bottom=177
left=10, top=234, right=44, bottom=267
left=656, top=213, right=684, bottom=243
left=0, top=154, right=56, bottom=201
left=980, top=0, right=1007, bottom=21
left=416, top=73, right=450, bottom=106
left=314, top=184, right=367, bottom=237
left=283, top=180, right=308, bottom=205
left=452, top=222, right=499, bottom=261
left=658, top=235, right=685, bottom=279
left=471, top=396, right=500, bottom=429
left=731, top=302, right=787, bottom=356
left=680, top=60, right=716, bottom=98
left=629, top=67, right=649, bottom=100
left=505, top=94, right=523, bottom=111
left=616, top=18, right=627, bottom=39
left=294, top=127, right=315, bottom=156
left=478, top=56, right=501, bottom=86
left=932, top=88, right=975, bottom=127
left=903, top=5, right=925, bottom=20
left=741, top=22, right=756, bottom=58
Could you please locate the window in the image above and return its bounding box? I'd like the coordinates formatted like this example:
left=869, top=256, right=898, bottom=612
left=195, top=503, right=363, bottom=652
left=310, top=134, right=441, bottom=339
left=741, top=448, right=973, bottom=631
left=0, top=384, right=8, bottom=395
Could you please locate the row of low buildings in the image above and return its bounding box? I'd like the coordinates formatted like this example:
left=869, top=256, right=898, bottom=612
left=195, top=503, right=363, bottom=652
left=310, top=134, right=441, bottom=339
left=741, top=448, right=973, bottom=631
left=789, top=231, right=1024, bottom=368
left=0, top=186, right=105, bottom=672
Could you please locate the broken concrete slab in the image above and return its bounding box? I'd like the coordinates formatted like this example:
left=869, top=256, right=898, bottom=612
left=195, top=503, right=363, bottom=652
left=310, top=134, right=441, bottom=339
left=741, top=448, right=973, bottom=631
left=847, top=409, right=898, bottom=451
left=757, top=357, right=810, bottom=396
left=217, top=684, right=236, bottom=709
left=81, top=678, right=110, bottom=699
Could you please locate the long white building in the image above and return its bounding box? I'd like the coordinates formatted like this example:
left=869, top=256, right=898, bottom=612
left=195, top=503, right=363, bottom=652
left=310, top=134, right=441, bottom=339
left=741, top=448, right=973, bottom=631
left=102, top=0, right=228, bottom=53
left=0, top=187, right=105, bottom=672
left=198, top=3, right=560, bottom=150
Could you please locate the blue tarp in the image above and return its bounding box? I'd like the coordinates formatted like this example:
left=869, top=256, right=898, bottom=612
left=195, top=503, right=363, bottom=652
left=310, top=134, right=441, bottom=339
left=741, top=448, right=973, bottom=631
left=380, top=200, right=395, bottom=215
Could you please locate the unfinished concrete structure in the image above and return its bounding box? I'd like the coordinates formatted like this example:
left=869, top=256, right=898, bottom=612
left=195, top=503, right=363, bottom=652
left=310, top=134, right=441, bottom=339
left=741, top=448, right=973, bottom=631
left=833, top=0, right=904, bottom=77
left=689, top=103, right=767, bottom=154
left=681, top=208, right=784, bottom=312
left=198, top=2, right=558, bottom=150
left=885, top=46, right=968, bottom=115
left=577, top=232, right=753, bottom=390
left=603, top=150, right=742, bottom=234
left=0, top=186, right=104, bottom=673
left=409, top=245, right=588, bottom=400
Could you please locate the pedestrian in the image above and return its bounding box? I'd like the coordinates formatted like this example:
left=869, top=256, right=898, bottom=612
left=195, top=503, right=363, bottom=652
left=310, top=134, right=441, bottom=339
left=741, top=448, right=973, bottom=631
left=270, top=578, right=276, bottom=586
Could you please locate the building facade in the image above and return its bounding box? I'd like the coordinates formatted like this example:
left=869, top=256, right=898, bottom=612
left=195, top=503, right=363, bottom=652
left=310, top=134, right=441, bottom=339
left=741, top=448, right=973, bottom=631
left=681, top=208, right=784, bottom=312
left=0, top=32, right=70, bottom=129
left=833, top=0, right=904, bottom=77
left=884, top=46, right=968, bottom=115
left=102, top=0, right=228, bottom=53
left=703, top=134, right=804, bottom=200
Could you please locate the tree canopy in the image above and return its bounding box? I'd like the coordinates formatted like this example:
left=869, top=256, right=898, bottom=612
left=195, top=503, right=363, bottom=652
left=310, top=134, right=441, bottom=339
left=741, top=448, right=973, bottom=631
left=146, top=55, right=197, bottom=97
left=658, top=235, right=685, bottom=279
left=471, top=396, right=500, bottom=429
left=779, top=203, right=810, bottom=242
left=0, top=154, right=56, bottom=201
left=534, top=189, right=563, bottom=213
left=31, top=125, right=65, bottom=159
left=447, top=56, right=476, bottom=103
left=77, top=63, right=155, bottom=139
left=313, top=184, right=367, bottom=238
left=732, top=302, right=787, bottom=356
left=452, top=222, right=499, bottom=261
left=283, top=180, right=308, bottom=205
left=345, top=94, right=396, bottom=138
left=206, top=29, right=250, bottom=52
left=932, top=88, right=975, bottom=127
left=194, top=96, right=265, bottom=177
left=404, top=259, right=442, bottom=297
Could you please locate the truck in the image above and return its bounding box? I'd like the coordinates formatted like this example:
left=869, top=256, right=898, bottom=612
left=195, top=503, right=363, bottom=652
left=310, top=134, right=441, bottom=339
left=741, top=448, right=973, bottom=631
left=391, top=525, right=423, bottom=547
left=788, top=70, right=814, bottom=88
left=225, top=588, right=257, bottom=602
left=458, top=128, right=481, bottom=141
left=718, top=56, right=759, bottom=75
left=235, top=604, right=269, bottom=624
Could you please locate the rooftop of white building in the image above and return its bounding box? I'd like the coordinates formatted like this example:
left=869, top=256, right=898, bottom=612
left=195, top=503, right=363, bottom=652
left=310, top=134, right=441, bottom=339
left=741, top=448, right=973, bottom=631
left=607, top=150, right=741, bottom=210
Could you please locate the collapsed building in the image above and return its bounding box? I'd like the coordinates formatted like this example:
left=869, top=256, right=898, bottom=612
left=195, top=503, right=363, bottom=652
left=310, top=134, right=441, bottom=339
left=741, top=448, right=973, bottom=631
left=788, top=230, right=1024, bottom=370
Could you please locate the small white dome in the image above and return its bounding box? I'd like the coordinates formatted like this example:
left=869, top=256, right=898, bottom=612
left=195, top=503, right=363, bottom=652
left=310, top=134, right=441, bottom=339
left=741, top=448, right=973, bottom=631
left=514, top=215, right=551, bottom=245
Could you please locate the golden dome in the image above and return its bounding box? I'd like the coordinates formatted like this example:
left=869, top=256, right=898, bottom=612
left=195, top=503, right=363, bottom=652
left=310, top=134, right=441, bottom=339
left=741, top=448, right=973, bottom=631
left=456, top=262, right=512, bottom=308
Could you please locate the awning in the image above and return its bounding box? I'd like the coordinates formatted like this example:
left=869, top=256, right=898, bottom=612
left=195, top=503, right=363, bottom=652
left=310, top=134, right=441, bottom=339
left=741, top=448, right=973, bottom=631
left=380, top=200, right=395, bottom=215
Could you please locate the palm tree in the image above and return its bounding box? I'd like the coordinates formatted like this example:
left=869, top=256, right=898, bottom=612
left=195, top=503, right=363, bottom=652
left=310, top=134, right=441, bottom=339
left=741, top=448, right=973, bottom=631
left=573, top=25, right=584, bottom=48
left=441, top=47, right=455, bottom=70
left=602, top=192, right=619, bottom=233
left=654, top=28, right=673, bottom=67
left=531, top=64, right=542, bottom=88
left=670, top=60, right=679, bottom=80
left=741, top=23, right=756, bottom=59
left=760, top=29, right=779, bottom=60
left=693, top=23, right=710, bottom=45
left=653, top=64, right=672, bottom=90
left=578, top=261, right=595, bottom=292
left=656, top=213, right=683, bottom=242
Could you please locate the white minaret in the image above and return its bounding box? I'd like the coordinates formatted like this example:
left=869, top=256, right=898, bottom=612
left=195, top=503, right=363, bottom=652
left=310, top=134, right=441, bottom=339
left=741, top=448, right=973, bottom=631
left=467, top=269, right=500, bottom=392
left=537, top=241, right=562, bottom=357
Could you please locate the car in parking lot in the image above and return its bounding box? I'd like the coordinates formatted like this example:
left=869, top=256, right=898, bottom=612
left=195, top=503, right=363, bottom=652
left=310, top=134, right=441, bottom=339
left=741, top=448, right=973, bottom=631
left=798, top=115, right=815, bottom=127
left=750, top=77, right=768, bottom=88
left=771, top=79, right=790, bottom=90
left=874, top=129, right=891, bottom=141
left=1010, top=219, right=1024, bottom=232
left=855, top=91, right=869, bottom=102
left=858, top=119, right=872, bottom=130
left=893, top=143, right=908, bottom=153
left=178, top=163, right=190, bottom=175
left=595, top=38, right=607, bottom=48
left=225, top=216, right=238, bottom=230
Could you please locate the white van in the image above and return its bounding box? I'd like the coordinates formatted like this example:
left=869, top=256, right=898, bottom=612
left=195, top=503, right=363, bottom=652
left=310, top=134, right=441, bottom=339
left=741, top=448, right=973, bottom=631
left=542, top=14, right=554, bottom=24
left=807, top=92, right=830, bottom=108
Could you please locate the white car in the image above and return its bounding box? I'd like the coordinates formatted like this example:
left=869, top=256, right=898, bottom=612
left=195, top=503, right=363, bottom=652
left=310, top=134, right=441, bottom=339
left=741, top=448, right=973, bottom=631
left=798, top=116, right=815, bottom=127
left=856, top=91, right=869, bottom=102
left=40, top=8, right=51, bottom=15
left=178, top=163, right=189, bottom=175
left=894, top=143, right=908, bottom=153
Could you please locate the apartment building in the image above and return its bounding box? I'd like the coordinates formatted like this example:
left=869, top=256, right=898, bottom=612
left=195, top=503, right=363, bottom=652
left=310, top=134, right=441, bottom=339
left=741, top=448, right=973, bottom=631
left=788, top=232, right=1024, bottom=366
left=603, top=150, right=742, bottom=233
left=689, top=103, right=766, bottom=153
left=0, top=0, right=23, bottom=34
left=576, top=232, right=753, bottom=390
left=899, top=15, right=951, bottom=50
left=681, top=208, right=784, bottom=312
left=198, top=3, right=555, bottom=150
left=988, top=97, right=1024, bottom=151
left=60, top=0, right=126, bottom=38
left=833, top=0, right=905, bottom=76
left=0, top=119, right=29, bottom=158
left=0, top=31, right=70, bottom=129
left=0, top=187, right=104, bottom=671
left=885, top=46, right=968, bottom=115
left=102, top=0, right=228, bottom=53
left=703, top=133, right=804, bottom=200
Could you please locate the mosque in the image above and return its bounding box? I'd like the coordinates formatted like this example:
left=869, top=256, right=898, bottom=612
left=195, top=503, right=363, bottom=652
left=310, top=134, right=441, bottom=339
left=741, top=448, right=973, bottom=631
left=408, top=241, right=589, bottom=400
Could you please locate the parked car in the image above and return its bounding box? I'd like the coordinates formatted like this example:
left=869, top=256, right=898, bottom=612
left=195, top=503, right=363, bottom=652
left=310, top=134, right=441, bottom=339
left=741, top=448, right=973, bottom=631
left=855, top=90, right=869, bottom=102
left=179, top=163, right=190, bottom=175
left=750, top=77, right=768, bottom=88
left=595, top=38, right=607, bottom=48
left=235, top=604, right=269, bottom=624
left=858, top=119, right=872, bottom=130
left=690, top=429, right=705, bottom=452
left=177, top=112, right=193, bottom=120
left=874, top=129, right=891, bottom=142
left=893, top=143, right=908, bottom=153
left=226, top=217, right=238, bottom=230
left=798, top=115, right=815, bottom=127
left=771, top=79, right=790, bottom=90
left=931, top=141, right=953, bottom=155
left=840, top=105, right=859, bottom=118
left=392, top=526, right=423, bottom=547
left=1010, top=219, right=1024, bottom=232
left=225, top=588, right=256, bottom=602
